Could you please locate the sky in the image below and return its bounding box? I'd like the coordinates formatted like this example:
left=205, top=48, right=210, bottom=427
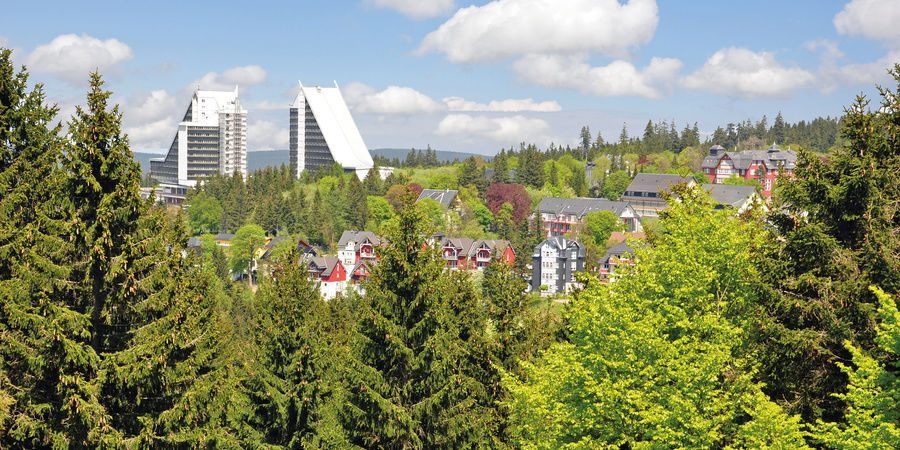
left=2, top=0, right=899, bottom=155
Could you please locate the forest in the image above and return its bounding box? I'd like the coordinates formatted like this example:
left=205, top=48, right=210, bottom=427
left=3, top=45, right=900, bottom=448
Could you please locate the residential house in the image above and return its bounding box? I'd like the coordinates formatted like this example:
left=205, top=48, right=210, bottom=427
left=701, top=143, right=797, bottom=197
left=531, top=236, right=585, bottom=295
left=439, top=238, right=515, bottom=271
left=348, top=260, right=373, bottom=294
left=214, top=233, right=235, bottom=248
left=702, top=184, right=762, bottom=213
left=308, top=256, right=347, bottom=300
left=599, top=241, right=642, bottom=283
left=337, top=230, right=381, bottom=268
left=620, top=173, right=698, bottom=218
left=537, top=197, right=642, bottom=237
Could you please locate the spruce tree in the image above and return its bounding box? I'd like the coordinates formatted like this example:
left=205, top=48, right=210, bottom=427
left=344, top=192, right=495, bottom=447
left=347, top=174, right=369, bottom=230
left=0, top=50, right=116, bottom=447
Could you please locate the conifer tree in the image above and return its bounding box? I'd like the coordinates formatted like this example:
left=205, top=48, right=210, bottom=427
left=344, top=191, right=495, bottom=447
left=0, top=50, right=116, bottom=447
left=363, top=163, right=383, bottom=196
left=252, top=249, right=353, bottom=447
left=347, top=174, right=369, bottom=230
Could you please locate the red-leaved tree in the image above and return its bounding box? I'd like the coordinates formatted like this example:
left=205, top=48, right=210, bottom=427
left=484, top=182, right=531, bottom=224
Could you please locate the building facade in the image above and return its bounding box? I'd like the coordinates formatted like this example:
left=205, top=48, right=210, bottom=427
left=150, top=88, right=247, bottom=190
left=308, top=256, right=347, bottom=300
left=701, top=144, right=797, bottom=197
left=439, top=238, right=515, bottom=271
left=620, top=174, right=698, bottom=218
left=537, top=197, right=642, bottom=237
left=290, top=82, right=374, bottom=179
left=531, top=236, right=585, bottom=295
left=337, top=230, right=381, bottom=268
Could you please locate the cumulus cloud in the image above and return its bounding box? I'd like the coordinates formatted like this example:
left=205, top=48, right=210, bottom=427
left=816, top=50, right=900, bottom=92
left=444, top=96, right=561, bottom=112
left=681, top=47, right=814, bottom=98
left=367, top=0, right=455, bottom=19
left=25, top=34, right=133, bottom=83
left=513, top=54, right=681, bottom=98
left=247, top=120, right=289, bottom=151
left=834, top=0, right=900, bottom=43
left=435, top=114, right=550, bottom=143
left=417, top=0, right=658, bottom=63
left=343, top=82, right=445, bottom=114
left=194, top=65, right=267, bottom=91
left=119, top=90, right=183, bottom=150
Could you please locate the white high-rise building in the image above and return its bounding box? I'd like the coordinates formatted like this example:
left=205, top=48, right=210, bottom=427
left=290, top=81, right=374, bottom=179
left=150, top=87, right=247, bottom=188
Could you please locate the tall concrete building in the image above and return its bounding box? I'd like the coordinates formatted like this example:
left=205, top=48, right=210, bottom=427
left=289, top=82, right=374, bottom=179
left=150, top=87, right=247, bottom=189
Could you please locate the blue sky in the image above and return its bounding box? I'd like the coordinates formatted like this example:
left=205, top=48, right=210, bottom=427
left=2, top=0, right=898, bottom=155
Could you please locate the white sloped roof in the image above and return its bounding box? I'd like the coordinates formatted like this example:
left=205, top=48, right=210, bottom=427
left=300, top=84, right=373, bottom=170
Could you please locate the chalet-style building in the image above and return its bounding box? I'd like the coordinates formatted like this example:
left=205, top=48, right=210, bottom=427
left=620, top=174, right=698, bottom=218
left=531, top=236, right=585, bottom=295
left=439, top=238, right=515, bottom=271
left=308, top=256, right=347, bottom=300
left=702, top=184, right=762, bottom=213
left=337, top=230, right=381, bottom=268
left=701, top=143, right=797, bottom=197
left=537, top=197, right=642, bottom=237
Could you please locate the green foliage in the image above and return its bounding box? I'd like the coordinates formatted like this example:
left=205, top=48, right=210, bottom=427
left=581, top=210, right=624, bottom=247
left=187, top=191, right=223, bottom=234
left=230, top=224, right=266, bottom=275
left=504, top=186, right=809, bottom=448
left=600, top=170, right=630, bottom=200
left=750, top=65, right=900, bottom=422
left=415, top=197, right=445, bottom=231
left=366, top=195, right=395, bottom=233
left=343, top=194, right=498, bottom=447
left=817, top=287, right=900, bottom=448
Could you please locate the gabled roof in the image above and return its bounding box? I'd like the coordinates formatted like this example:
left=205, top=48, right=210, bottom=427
left=351, top=260, right=373, bottom=276
left=309, top=256, right=341, bottom=278
left=702, top=184, right=758, bottom=209
left=701, top=144, right=798, bottom=171
left=417, top=189, right=458, bottom=207
left=337, top=230, right=381, bottom=249
left=623, top=173, right=697, bottom=195
left=187, top=237, right=203, bottom=248
left=471, top=239, right=513, bottom=257
left=537, top=197, right=631, bottom=218
left=533, top=236, right=585, bottom=258
left=600, top=241, right=644, bottom=265
left=215, top=233, right=235, bottom=241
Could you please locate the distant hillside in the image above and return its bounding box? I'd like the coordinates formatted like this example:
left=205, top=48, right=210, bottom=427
left=134, top=148, right=490, bottom=176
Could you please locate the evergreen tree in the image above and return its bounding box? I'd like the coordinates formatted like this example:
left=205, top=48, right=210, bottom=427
left=363, top=163, right=383, bottom=196
left=344, top=193, right=495, bottom=447
left=751, top=66, right=900, bottom=422
left=492, top=149, right=510, bottom=184
left=772, top=111, right=786, bottom=144
left=347, top=174, right=369, bottom=230
left=253, top=249, right=353, bottom=447
left=0, top=50, right=116, bottom=447
left=579, top=126, right=591, bottom=159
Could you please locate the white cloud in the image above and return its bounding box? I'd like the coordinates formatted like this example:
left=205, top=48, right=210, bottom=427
left=194, top=65, right=267, bottom=91
left=247, top=119, right=288, bottom=151
left=681, top=47, right=814, bottom=99
left=513, top=54, right=681, bottom=98
left=817, top=50, right=900, bottom=92
left=127, top=118, right=177, bottom=151
left=444, top=96, right=561, bottom=112
left=343, top=82, right=445, bottom=114
left=25, top=34, right=133, bottom=83
left=119, top=90, right=183, bottom=150
left=834, top=0, right=900, bottom=43
left=417, top=0, right=658, bottom=63
left=435, top=114, right=550, bottom=143
left=367, top=0, right=455, bottom=19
